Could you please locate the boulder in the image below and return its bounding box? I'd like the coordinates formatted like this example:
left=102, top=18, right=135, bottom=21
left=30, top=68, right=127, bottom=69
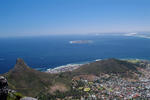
left=0, top=76, right=8, bottom=100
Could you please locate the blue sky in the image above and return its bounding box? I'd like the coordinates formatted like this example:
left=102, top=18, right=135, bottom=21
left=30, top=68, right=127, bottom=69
left=0, top=0, right=150, bottom=37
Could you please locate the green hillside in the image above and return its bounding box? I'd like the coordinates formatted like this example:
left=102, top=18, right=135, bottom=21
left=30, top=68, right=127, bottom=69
left=3, top=58, right=139, bottom=97
left=73, top=58, right=138, bottom=76
left=5, top=58, right=71, bottom=97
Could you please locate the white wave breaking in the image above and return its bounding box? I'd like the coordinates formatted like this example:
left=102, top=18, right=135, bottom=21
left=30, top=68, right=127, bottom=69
left=46, top=59, right=102, bottom=74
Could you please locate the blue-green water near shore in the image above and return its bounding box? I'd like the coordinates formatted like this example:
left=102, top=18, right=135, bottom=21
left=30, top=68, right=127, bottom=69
left=0, top=34, right=150, bottom=73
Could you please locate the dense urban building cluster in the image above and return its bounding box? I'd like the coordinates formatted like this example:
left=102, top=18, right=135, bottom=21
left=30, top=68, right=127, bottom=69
left=70, top=66, right=150, bottom=100
left=46, top=64, right=82, bottom=73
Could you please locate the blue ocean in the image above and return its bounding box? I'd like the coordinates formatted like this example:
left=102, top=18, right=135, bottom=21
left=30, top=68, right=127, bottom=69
left=0, top=34, right=150, bottom=74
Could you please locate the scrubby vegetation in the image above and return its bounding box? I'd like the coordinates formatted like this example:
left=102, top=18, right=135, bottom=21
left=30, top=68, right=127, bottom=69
left=3, top=58, right=142, bottom=99
left=7, top=92, right=24, bottom=100
left=73, top=58, right=138, bottom=76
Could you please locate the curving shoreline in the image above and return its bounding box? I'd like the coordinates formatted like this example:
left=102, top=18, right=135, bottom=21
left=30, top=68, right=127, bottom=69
left=45, top=58, right=150, bottom=74
left=46, top=59, right=102, bottom=74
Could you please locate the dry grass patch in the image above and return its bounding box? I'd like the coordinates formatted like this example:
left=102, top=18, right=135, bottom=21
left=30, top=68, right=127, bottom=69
left=49, top=83, right=68, bottom=94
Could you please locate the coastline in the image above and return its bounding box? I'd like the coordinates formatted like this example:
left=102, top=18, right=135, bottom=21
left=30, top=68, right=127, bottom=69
left=45, top=58, right=150, bottom=74
left=124, top=33, right=150, bottom=39
left=45, top=59, right=102, bottom=74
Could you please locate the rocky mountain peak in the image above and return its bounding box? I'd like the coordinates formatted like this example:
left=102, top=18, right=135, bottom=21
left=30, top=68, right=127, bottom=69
left=14, top=58, right=29, bottom=70
left=16, top=58, right=27, bottom=66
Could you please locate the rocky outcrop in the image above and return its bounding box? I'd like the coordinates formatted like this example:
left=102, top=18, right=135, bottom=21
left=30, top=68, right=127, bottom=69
left=20, top=97, right=37, bottom=100
left=0, top=76, right=8, bottom=100
left=0, top=76, right=38, bottom=100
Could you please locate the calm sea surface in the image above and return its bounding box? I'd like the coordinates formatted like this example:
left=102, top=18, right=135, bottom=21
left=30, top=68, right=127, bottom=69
left=0, top=34, right=150, bottom=73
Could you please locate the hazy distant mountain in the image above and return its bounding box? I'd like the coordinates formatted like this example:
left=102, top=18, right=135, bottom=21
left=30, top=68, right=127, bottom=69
left=124, top=32, right=150, bottom=39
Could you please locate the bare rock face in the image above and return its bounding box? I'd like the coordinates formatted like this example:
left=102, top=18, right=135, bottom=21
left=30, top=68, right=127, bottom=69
left=20, top=97, right=38, bottom=100
left=0, top=76, right=8, bottom=100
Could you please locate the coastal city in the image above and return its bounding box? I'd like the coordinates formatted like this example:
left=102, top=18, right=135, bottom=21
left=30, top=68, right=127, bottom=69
left=46, top=64, right=83, bottom=74
left=71, top=74, right=149, bottom=99
left=46, top=59, right=100, bottom=74
left=66, top=60, right=150, bottom=100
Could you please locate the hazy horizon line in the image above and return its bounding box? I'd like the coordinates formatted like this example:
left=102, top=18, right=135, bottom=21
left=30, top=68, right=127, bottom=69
left=0, top=31, right=149, bottom=38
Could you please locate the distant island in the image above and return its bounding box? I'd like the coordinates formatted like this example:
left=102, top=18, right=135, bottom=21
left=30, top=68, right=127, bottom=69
left=69, top=40, right=93, bottom=44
